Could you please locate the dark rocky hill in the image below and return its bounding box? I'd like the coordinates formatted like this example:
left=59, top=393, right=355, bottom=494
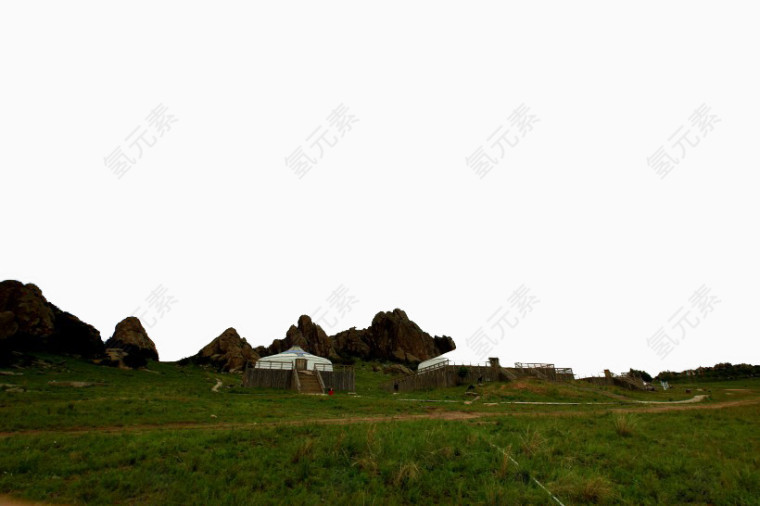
left=0, top=280, right=104, bottom=364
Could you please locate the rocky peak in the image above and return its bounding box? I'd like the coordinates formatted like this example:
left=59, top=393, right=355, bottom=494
left=186, top=327, right=260, bottom=372
left=260, top=315, right=339, bottom=360
left=104, top=317, right=158, bottom=367
left=331, top=308, right=455, bottom=364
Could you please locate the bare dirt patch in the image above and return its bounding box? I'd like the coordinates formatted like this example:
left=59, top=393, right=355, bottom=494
left=47, top=381, right=104, bottom=388
left=0, top=494, right=51, bottom=506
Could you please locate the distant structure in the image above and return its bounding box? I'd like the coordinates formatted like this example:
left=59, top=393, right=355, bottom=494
left=510, top=362, right=575, bottom=382
left=579, top=369, right=647, bottom=390
left=243, top=346, right=354, bottom=394
left=385, top=356, right=512, bottom=392
left=385, top=356, right=576, bottom=393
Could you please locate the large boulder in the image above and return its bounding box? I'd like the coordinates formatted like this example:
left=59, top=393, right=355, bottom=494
left=104, top=317, right=158, bottom=368
left=260, top=315, right=339, bottom=360
left=0, top=280, right=105, bottom=363
left=0, top=281, right=55, bottom=345
left=331, top=309, right=456, bottom=364
left=184, top=328, right=259, bottom=372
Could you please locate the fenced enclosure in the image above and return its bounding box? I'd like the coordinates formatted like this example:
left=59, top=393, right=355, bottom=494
left=242, top=363, right=356, bottom=393
left=381, top=361, right=499, bottom=393
left=316, top=364, right=356, bottom=392
left=380, top=357, right=578, bottom=393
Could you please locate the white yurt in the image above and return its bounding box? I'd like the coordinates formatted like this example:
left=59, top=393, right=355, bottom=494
left=417, top=352, right=452, bottom=372
left=254, top=346, right=333, bottom=371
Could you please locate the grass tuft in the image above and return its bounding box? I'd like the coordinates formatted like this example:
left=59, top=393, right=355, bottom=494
left=495, top=444, right=513, bottom=480
left=520, top=428, right=546, bottom=457
left=291, top=438, right=315, bottom=463
left=579, top=476, right=615, bottom=503
left=393, top=462, right=420, bottom=487
left=553, top=474, right=616, bottom=504
left=613, top=414, right=636, bottom=437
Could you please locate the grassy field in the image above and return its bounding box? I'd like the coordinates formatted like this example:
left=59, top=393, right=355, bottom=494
left=1, top=355, right=759, bottom=504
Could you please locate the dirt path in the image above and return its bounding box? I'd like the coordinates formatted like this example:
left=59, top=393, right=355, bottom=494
left=1, top=396, right=757, bottom=439
left=635, top=394, right=707, bottom=404
left=0, top=495, right=51, bottom=506
left=499, top=394, right=708, bottom=406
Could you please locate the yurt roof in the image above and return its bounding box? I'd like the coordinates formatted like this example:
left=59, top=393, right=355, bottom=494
left=255, top=346, right=333, bottom=370
left=418, top=353, right=452, bottom=371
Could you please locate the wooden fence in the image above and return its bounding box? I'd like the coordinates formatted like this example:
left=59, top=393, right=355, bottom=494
left=510, top=363, right=575, bottom=382
left=242, top=368, right=294, bottom=390
left=381, top=362, right=498, bottom=393
left=316, top=364, right=356, bottom=392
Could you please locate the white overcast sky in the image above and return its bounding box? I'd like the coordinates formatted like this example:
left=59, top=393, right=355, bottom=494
left=2, top=2, right=758, bottom=378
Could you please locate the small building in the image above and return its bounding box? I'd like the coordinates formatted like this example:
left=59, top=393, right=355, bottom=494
left=255, top=346, right=333, bottom=372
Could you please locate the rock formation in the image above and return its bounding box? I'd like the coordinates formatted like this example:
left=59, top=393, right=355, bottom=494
left=182, top=327, right=259, bottom=372
left=0, top=281, right=55, bottom=343
left=0, top=280, right=105, bottom=364
left=258, top=315, right=340, bottom=360
left=331, top=309, right=455, bottom=364
left=104, top=317, right=158, bottom=368
left=383, top=363, right=414, bottom=375
left=256, top=308, right=456, bottom=365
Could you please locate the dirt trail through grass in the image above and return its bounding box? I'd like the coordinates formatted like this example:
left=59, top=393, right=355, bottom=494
left=635, top=394, right=708, bottom=404
left=0, top=494, right=48, bottom=506
left=498, top=394, right=708, bottom=405
left=2, top=396, right=757, bottom=439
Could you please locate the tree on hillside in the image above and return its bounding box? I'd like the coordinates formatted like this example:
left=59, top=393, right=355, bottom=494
left=656, top=362, right=760, bottom=381
left=629, top=368, right=653, bottom=382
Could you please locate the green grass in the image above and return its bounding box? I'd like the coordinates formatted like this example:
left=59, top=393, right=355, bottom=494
left=1, top=355, right=759, bottom=504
